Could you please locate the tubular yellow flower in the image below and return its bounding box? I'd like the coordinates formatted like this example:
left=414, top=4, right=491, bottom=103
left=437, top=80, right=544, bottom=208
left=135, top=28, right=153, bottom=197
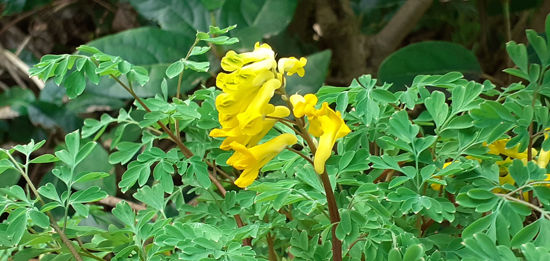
left=237, top=79, right=281, bottom=135
left=290, top=94, right=318, bottom=118
left=227, top=133, right=297, bottom=188
left=211, top=106, right=290, bottom=150
left=216, top=70, right=274, bottom=94
left=308, top=102, right=351, bottom=174
left=220, top=43, right=275, bottom=72
left=278, top=57, right=307, bottom=77
left=487, top=139, right=537, bottom=160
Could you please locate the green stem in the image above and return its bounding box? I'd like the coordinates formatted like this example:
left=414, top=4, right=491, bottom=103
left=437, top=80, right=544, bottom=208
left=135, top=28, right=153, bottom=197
left=4, top=150, right=84, bottom=261
left=281, top=92, right=342, bottom=261
left=495, top=193, right=550, bottom=220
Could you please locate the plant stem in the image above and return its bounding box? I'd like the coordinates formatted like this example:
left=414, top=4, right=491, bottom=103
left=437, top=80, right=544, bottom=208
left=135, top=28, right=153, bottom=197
left=495, top=193, right=550, bottom=220
left=280, top=94, right=343, bottom=260
left=286, top=147, right=314, bottom=165
left=4, top=151, right=83, bottom=261
left=267, top=232, right=277, bottom=261
left=293, top=119, right=342, bottom=261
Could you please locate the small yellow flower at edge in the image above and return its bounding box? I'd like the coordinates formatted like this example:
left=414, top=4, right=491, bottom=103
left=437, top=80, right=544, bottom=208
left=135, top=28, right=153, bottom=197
left=290, top=93, right=318, bottom=118
left=278, top=57, right=307, bottom=77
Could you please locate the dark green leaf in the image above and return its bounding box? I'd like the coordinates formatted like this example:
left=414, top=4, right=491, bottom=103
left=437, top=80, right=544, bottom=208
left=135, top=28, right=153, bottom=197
left=379, top=41, right=482, bottom=90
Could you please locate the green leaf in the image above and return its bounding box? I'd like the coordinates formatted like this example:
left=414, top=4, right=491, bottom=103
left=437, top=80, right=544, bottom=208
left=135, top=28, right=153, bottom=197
left=87, top=27, right=209, bottom=98
left=112, top=201, right=135, bottom=228
left=527, top=30, right=548, bottom=66
left=388, top=248, right=402, bottom=261
left=0, top=185, right=28, bottom=202
left=0, top=158, right=15, bottom=175
left=128, top=0, right=210, bottom=36
left=133, top=184, right=164, bottom=211
left=109, top=142, right=142, bottom=165
left=75, top=141, right=97, bottom=166
left=166, top=61, right=184, bottom=78
left=29, top=209, right=50, bottom=228
left=467, top=189, right=495, bottom=200
left=424, top=91, right=448, bottom=128
left=6, top=208, right=27, bottom=245
left=188, top=156, right=211, bottom=188
left=119, top=161, right=152, bottom=192
left=511, top=219, right=541, bottom=247
left=77, top=45, right=101, bottom=54
left=371, top=89, right=398, bottom=103
left=29, top=154, right=59, bottom=164
left=462, top=213, right=493, bottom=238
left=389, top=176, right=410, bottom=189
left=402, top=244, right=423, bottom=261
left=201, top=36, right=239, bottom=45
left=190, top=46, right=211, bottom=56
left=73, top=172, right=110, bottom=184
left=38, top=183, right=61, bottom=203
left=506, top=41, right=528, bottom=74
left=388, top=110, right=419, bottom=143
left=54, top=56, right=69, bottom=85
left=219, top=0, right=297, bottom=47
left=183, top=60, right=210, bottom=72
left=65, top=130, right=80, bottom=156
left=63, top=71, right=86, bottom=99
left=72, top=202, right=89, bottom=217
left=41, top=202, right=62, bottom=212
left=70, top=186, right=107, bottom=203
left=509, top=159, right=529, bottom=186
left=379, top=41, right=482, bottom=90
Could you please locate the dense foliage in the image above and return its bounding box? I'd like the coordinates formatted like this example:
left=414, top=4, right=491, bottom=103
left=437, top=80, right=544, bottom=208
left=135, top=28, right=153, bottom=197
left=1, top=0, right=550, bottom=261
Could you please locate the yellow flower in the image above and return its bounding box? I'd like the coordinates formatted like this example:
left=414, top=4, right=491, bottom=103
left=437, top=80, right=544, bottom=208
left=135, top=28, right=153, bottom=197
left=278, top=57, right=307, bottom=77
left=308, top=102, right=351, bottom=174
left=210, top=106, right=290, bottom=150
left=216, top=69, right=274, bottom=94
left=237, top=79, right=281, bottom=135
left=431, top=162, right=453, bottom=191
left=537, top=130, right=550, bottom=169
left=487, top=139, right=537, bottom=160
left=220, top=43, right=275, bottom=72
left=227, top=133, right=297, bottom=188
left=290, top=94, right=318, bottom=118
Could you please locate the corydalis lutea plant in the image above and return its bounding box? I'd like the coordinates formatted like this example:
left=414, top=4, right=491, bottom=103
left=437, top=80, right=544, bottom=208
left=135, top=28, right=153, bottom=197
left=209, top=43, right=350, bottom=187
left=3, top=15, right=550, bottom=261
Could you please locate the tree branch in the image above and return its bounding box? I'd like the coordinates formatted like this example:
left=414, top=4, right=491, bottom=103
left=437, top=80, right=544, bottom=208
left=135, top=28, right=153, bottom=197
left=370, top=0, right=433, bottom=66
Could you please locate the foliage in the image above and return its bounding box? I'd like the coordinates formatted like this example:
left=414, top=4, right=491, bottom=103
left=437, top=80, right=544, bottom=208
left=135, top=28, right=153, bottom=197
left=2, top=1, right=550, bottom=261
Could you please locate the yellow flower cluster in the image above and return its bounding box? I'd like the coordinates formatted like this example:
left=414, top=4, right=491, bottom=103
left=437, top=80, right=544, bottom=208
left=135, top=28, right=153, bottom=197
left=290, top=94, right=351, bottom=174
left=432, top=132, right=550, bottom=192
left=487, top=137, right=549, bottom=188
left=210, top=43, right=307, bottom=188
